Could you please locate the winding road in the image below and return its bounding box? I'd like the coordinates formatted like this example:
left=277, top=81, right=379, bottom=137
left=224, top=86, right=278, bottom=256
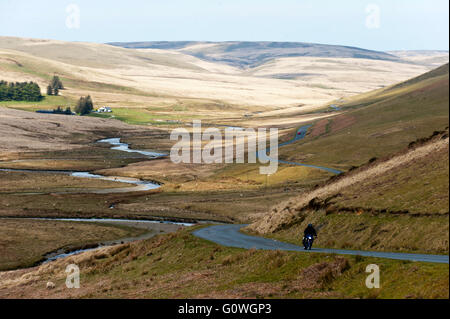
left=193, top=225, right=449, bottom=264
left=192, top=125, right=448, bottom=264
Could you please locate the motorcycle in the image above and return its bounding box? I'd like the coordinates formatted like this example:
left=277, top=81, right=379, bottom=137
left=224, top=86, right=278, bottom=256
left=303, top=234, right=314, bottom=250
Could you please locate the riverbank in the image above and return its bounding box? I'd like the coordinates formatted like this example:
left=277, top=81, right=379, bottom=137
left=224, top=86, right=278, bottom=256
left=0, top=217, right=192, bottom=271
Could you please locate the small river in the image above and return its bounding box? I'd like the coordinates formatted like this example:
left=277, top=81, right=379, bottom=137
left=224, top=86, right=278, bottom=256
left=34, top=217, right=194, bottom=263
left=2, top=127, right=339, bottom=265
left=97, top=138, right=167, bottom=158
left=1, top=138, right=165, bottom=193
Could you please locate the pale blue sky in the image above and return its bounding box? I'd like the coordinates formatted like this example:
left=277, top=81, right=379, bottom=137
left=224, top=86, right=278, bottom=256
left=0, top=0, right=448, bottom=51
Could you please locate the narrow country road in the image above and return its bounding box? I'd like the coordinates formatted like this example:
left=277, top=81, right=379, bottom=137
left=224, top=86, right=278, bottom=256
left=193, top=225, right=449, bottom=264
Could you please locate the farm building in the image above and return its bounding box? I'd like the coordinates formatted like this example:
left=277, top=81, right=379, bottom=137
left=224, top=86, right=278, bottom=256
left=97, top=106, right=112, bottom=113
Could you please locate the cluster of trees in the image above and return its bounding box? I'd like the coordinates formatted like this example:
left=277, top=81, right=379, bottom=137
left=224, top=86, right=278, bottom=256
left=74, top=95, right=94, bottom=115
left=53, top=106, right=73, bottom=115
left=47, top=76, right=64, bottom=96
left=1, top=75, right=94, bottom=116
left=0, top=80, right=43, bottom=101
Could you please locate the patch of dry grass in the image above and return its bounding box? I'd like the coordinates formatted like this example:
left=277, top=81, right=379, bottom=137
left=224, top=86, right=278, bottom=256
left=0, top=218, right=146, bottom=270
left=0, top=170, right=132, bottom=193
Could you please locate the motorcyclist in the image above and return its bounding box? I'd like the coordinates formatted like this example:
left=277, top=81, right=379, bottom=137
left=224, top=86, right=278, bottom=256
left=303, top=224, right=317, bottom=249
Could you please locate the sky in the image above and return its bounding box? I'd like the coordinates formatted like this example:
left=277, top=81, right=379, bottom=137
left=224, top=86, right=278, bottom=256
left=0, top=0, right=448, bottom=51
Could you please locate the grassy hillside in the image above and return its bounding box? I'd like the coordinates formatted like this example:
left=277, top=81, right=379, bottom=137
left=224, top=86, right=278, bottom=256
left=0, top=226, right=447, bottom=299
left=279, top=64, right=449, bottom=171
left=0, top=39, right=448, bottom=299
left=247, top=129, right=449, bottom=254
left=388, top=50, right=449, bottom=68
left=247, top=66, right=449, bottom=254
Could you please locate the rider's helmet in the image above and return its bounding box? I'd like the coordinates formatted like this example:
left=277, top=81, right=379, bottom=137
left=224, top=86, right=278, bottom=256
left=308, top=223, right=313, bottom=227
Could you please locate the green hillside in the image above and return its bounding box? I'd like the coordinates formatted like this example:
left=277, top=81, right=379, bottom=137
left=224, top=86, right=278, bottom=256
left=280, top=63, right=449, bottom=171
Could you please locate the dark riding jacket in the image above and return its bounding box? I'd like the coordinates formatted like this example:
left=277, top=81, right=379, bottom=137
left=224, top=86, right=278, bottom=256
left=304, top=225, right=317, bottom=237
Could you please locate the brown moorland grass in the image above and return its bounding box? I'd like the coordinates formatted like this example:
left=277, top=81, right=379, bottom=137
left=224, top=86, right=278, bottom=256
left=0, top=181, right=307, bottom=224
left=0, top=106, right=153, bottom=153
left=0, top=170, right=133, bottom=193
left=0, top=218, right=146, bottom=271
left=0, top=37, right=438, bottom=112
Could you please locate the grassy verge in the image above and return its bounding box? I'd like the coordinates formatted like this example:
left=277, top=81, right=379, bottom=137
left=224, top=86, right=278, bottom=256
left=264, top=210, right=449, bottom=255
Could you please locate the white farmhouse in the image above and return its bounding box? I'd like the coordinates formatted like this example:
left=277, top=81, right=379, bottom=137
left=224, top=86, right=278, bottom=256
left=97, top=106, right=112, bottom=113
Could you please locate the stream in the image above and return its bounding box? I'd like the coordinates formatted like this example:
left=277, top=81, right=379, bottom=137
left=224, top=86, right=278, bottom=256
left=1, top=138, right=178, bottom=264
left=2, top=127, right=338, bottom=266
left=97, top=138, right=167, bottom=158
left=35, top=218, right=194, bottom=263
left=0, top=138, right=165, bottom=193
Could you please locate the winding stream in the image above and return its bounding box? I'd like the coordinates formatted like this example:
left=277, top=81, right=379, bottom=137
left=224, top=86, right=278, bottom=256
left=36, top=218, right=194, bottom=263
left=1, top=138, right=165, bottom=193
left=98, top=138, right=167, bottom=158
left=2, top=127, right=340, bottom=266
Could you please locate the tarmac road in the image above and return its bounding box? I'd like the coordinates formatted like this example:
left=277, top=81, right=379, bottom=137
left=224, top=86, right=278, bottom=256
left=193, top=224, right=449, bottom=264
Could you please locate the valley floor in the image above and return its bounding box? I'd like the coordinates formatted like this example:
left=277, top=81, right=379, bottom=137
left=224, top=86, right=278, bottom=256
left=0, top=55, right=448, bottom=298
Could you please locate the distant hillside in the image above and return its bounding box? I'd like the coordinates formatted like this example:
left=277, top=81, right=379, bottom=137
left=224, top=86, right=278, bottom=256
left=389, top=50, right=449, bottom=68
left=2, top=36, right=433, bottom=110
left=389, top=63, right=449, bottom=90
left=108, top=41, right=201, bottom=50
left=108, top=41, right=402, bottom=68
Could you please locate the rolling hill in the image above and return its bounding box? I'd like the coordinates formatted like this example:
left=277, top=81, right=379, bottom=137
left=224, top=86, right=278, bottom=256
left=109, top=41, right=403, bottom=68
left=0, top=36, right=442, bottom=115
left=277, top=63, right=449, bottom=171
left=389, top=50, right=449, bottom=68
left=246, top=65, right=449, bottom=254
